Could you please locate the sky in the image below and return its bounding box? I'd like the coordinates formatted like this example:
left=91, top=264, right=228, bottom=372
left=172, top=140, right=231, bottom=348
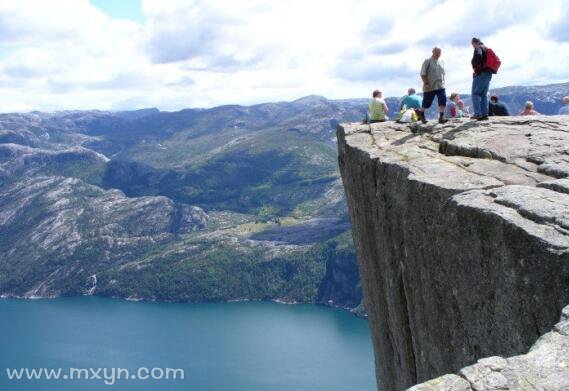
left=0, top=0, right=568, bottom=112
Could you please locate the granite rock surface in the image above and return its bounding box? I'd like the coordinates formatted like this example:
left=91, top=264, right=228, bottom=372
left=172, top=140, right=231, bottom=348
left=337, top=117, right=569, bottom=390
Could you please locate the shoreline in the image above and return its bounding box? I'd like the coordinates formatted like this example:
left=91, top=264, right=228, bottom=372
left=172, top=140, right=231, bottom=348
left=0, top=293, right=366, bottom=317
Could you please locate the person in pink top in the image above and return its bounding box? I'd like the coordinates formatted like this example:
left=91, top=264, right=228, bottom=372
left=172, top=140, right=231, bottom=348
left=444, top=92, right=460, bottom=118
left=519, top=101, right=540, bottom=116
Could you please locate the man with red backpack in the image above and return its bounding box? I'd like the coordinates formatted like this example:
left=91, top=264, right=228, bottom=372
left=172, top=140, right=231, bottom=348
left=471, top=37, right=500, bottom=121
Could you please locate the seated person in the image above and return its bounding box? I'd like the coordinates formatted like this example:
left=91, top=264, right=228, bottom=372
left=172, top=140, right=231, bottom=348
left=457, top=100, right=470, bottom=117
left=400, top=88, right=422, bottom=110
left=558, top=96, right=569, bottom=115
left=519, top=101, right=540, bottom=116
left=444, top=92, right=460, bottom=118
left=489, top=95, right=510, bottom=116
left=369, top=90, right=389, bottom=123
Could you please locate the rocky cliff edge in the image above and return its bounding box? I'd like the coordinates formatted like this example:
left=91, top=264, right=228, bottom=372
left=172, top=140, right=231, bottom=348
left=337, top=117, right=569, bottom=390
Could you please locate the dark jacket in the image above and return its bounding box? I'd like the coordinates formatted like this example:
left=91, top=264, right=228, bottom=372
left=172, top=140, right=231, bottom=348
left=489, top=101, right=510, bottom=116
left=471, top=46, right=492, bottom=76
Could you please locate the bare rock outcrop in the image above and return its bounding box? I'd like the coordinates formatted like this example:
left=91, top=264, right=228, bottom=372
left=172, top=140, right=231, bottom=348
left=337, top=117, right=569, bottom=390
left=410, top=305, right=569, bottom=391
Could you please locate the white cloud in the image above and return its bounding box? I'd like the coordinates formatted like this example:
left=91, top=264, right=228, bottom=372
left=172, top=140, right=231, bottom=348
left=0, top=0, right=567, bottom=111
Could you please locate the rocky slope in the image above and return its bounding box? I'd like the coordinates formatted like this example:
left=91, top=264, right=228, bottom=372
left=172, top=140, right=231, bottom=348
left=337, top=117, right=569, bottom=390
left=0, top=144, right=208, bottom=297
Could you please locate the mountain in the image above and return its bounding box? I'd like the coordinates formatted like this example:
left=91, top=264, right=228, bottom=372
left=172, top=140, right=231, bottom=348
left=0, top=97, right=366, bottom=309
left=0, top=81, right=567, bottom=309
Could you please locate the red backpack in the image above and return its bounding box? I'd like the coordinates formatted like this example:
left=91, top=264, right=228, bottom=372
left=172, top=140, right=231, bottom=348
left=485, top=48, right=501, bottom=74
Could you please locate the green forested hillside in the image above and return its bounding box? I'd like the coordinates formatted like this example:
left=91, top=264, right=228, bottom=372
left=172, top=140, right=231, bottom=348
left=0, top=96, right=365, bottom=310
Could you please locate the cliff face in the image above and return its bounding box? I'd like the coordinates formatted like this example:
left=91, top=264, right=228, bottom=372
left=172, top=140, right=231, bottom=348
left=409, top=305, right=569, bottom=390
left=316, top=233, right=363, bottom=310
left=337, top=117, right=569, bottom=390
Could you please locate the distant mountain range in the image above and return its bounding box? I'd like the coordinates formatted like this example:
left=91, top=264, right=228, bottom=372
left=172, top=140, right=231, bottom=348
left=0, top=81, right=567, bottom=311
left=0, top=95, right=365, bottom=311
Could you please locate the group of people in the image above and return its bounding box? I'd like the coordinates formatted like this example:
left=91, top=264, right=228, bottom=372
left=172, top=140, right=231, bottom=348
left=367, top=37, right=569, bottom=124
left=488, top=94, right=569, bottom=116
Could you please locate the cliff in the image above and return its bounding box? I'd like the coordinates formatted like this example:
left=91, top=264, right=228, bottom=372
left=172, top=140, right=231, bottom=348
left=337, top=117, right=569, bottom=390
left=409, top=305, right=568, bottom=390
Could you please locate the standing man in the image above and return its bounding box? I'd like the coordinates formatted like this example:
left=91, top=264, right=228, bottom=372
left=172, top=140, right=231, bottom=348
left=471, top=37, right=493, bottom=121
left=419, top=47, right=448, bottom=124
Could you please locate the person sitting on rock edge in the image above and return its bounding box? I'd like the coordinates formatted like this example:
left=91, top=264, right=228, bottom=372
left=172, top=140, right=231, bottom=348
left=400, top=88, right=423, bottom=111
left=559, top=96, right=569, bottom=115
left=519, top=101, right=540, bottom=116
left=418, top=47, right=448, bottom=124
left=445, top=92, right=460, bottom=119
left=368, top=90, right=389, bottom=123
left=457, top=100, right=470, bottom=117
left=489, top=95, right=510, bottom=116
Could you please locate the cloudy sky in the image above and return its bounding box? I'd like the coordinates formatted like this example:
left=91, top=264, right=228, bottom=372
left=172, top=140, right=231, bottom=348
left=0, top=0, right=568, bottom=112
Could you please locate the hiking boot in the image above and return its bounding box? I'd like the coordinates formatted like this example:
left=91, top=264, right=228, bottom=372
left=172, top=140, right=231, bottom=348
left=438, top=118, right=449, bottom=124
left=470, top=115, right=481, bottom=120
left=477, top=116, right=489, bottom=121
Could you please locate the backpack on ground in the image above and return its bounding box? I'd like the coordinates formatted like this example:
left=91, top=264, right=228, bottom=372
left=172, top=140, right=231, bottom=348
left=396, top=105, right=418, bottom=123
left=485, top=48, right=501, bottom=74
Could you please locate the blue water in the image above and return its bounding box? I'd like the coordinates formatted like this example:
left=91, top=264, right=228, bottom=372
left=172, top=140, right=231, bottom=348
left=0, top=297, right=375, bottom=390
